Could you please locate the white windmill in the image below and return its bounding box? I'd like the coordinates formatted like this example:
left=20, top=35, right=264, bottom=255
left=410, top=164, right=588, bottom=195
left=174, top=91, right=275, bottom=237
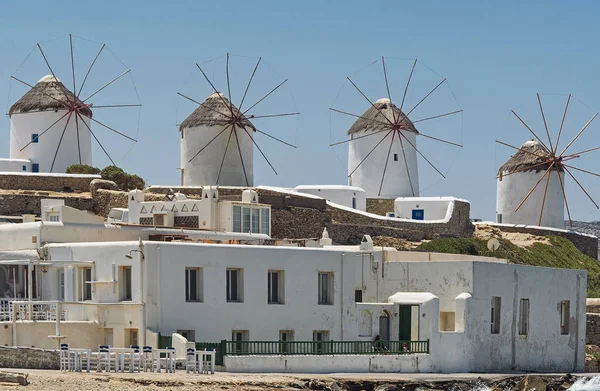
left=496, top=94, right=600, bottom=228
left=178, top=53, right=298, bottom=187
left=330, top=57, right=463, bottom=199
left=8, top=34, right=141, bottom=173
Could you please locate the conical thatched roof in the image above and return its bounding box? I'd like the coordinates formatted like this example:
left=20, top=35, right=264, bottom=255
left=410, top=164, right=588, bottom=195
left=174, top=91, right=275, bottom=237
left=498, top=139, right=563, bottom=175
left=180, top=92, right=255, bottom=131
left=9, top=75, right=92, bottom=117
left=347, top=98, right=418, bottom=135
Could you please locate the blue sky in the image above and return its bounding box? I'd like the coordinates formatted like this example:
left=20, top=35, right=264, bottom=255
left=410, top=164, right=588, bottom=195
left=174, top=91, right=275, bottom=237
left=1, top=1, right=600, bottom=221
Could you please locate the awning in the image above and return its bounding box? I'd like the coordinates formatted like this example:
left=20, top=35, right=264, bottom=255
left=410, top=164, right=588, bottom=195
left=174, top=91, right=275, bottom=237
left=0, top=250, right=39, bottom=262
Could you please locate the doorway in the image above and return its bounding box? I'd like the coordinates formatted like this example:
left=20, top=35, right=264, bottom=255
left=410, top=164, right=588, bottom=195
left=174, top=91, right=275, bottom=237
left=398, top=305, right=413, bottom=341
left=379, top=311, right=390, bottom=341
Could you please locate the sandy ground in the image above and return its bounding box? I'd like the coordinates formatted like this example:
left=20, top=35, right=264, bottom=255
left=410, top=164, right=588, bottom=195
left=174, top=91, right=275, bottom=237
left=474, top=224, right=550, bottom=247
left=0, top=369, right=595, bottom=390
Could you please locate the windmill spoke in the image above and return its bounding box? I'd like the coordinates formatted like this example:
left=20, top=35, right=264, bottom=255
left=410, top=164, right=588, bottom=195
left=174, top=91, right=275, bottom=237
left=404, top=78, right=447, bottom=118
left=82, top=70, right=131, bottom=103
left=92, top=104, right=142, bottom=109
left=330, top=128, right=390, bottom=147
left=346, top=77, right=395, bottom=127
left=537, top=93, right=554, bottom=153
left=397, top=131, right=445, bottom=178
left=239, top=57, right=261, bottom=112
left=70, top=34, right=77, bottom=103
left=248, top=112, right=300, bottom=120
left=76, top=112, right=115, bottom=166
left=378, top=131, right=396, bottom=196
left=242, top=79, right=288, bottom=115
left=564, top=166, right=600, bottom=209
left=225, top=53, right=233, bottom=114
left=88, top=117, right=137, bottom=142
left=348, top=130, right=393, bottom=177
left=329, top=108, right=390, bottom=127
left=556, top=166, right=573, bottom=227
left=497, top=160, right=551, bottom=179
left=558, top=112, right=599, bottom=156
left=412, top=110, right=463, bottom=124
left=511, top=110, right=551, bottom=152
left=50, top=112, right=74, bottom=172
left=495, top=140, right=547, bottom=159
left=396, top=132, right=416, bottom=196
left=538, top=164, right=553, bottom=226
left=514, top=164, right=553, bottom=213
left=242, top=127, right=278, bottom=175
left=554, top=94, right=571, bottom=155
left=196, top=63, right=234, bottom=116
left=75, top=113, right=81, bottom=164
left=399, top=59, right=417, bottom=113
left=232, top=125, right=250, bottom=187
left=188, top=124, right=232, bottom=163
left=177, top=92, right=231, bottom=118
left=78, top=44, right=105, bottom=97
left=216, top=128, right=235, bottom=184
left=37, top=43, right=72, bottom=104
left=381, top=56, right=396, bottom=123
left=19, top=110, right=71, bottom=151
left=254, top=128, right=296, bottom=148
left=563, top=164, right=600, bottom=178
left=11, top=76, right=69, bottom=109
left=418, top=133, right=463, bottom=148
left=564, top=145, right=600, bottom=158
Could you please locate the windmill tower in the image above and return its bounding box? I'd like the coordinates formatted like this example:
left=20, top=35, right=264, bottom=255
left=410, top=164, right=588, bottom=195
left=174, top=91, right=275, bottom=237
left=496, top=94, right=600, bottom=228
left=9, top=75, right=93, bottom=173
left=8, top=34, right=140, bottom=173
left=178, top=53, right=298, bottom=187
left=330, top=57, right=463, bottom=199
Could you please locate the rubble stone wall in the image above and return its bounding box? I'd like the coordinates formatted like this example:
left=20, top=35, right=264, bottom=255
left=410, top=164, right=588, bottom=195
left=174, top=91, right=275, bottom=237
left=587, top=313, right=600, bottom=345
left=0, top=193, right=94, bottom=216
left=366, top=198, right=396, bottom=216
left=0, top=346, right=59, bottom=370
left=0, top=173, right=99, bottom=192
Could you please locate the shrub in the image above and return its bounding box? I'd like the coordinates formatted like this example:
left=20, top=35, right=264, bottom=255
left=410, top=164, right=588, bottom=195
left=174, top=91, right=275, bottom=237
left=100, top=165, right=145, bottom=191
left=66, top=164, right=101, bottom=175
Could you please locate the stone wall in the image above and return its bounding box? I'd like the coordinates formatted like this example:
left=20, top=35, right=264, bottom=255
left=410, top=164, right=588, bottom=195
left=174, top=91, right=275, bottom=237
left=587, top=299, right=600, bottom=314
left=366, top=198, right=395, bottom=216
left=0, top=346, right=59, bottom=370
left=92, top=189, right=166, bottom=217
left=0, top=173, right=99, bottom=192
left=0, top=192, right=94, bottom=216
left=482, top=223, right=598, bottom=259
left=587, top=313, right=600, bottom=345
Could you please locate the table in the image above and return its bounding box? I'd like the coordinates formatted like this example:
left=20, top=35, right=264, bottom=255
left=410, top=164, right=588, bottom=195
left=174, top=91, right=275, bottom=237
left=70, top=348, right=92, bottom=372
left=108, top=347, right=136, bottom=372
left=154, top=349, right=176, bottom=373
left=197, top=350, right=215, bottom=374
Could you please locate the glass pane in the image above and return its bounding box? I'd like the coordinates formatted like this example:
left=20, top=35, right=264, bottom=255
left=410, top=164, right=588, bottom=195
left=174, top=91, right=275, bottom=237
left=251, top=209, right=260, bottom=233
left=242, top=208, right=251, bottom=233
left=260, top=208, right=270, bottom=234
left=232, top=206, right=242, bottom=232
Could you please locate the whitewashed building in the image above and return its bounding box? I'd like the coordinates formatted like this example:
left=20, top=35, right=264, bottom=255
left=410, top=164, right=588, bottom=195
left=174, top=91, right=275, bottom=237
left=0, top=196, right=586, bottom=373
left=394, top=197, right=466, bottom=221
left=294, top=185, right=367, bottom=211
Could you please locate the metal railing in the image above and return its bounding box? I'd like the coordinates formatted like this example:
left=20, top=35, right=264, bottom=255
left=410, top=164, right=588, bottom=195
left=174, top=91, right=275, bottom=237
left=199, top=340, right=429, bottom=357
left=0, top=301, right=67, bottom=321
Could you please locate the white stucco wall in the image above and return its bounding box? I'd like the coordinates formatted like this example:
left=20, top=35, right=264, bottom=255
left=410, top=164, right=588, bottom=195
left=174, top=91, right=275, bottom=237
left=181, top=124, right=254, bottom=187
left=348, top=129, right=418, bottom=198
left=9, top=110, right=92, bottom=173
left=496, top=170, right=564, bottom=229
left=294, top=185, right=367, bottom=211
left=0, top=158, right=31, bottom=173
left=394, top=197, right=464, bottom=221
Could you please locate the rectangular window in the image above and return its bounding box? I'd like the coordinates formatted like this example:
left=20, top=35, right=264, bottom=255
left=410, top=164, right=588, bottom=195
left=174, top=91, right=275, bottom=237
left=279, top=330, right=294, bottom=353
left=352, top=197, right=356, bottom=209
left=318, top=272, right=334, bottom=305
left=232, top=330, right=249, bottom=354
left=79, top=267, right=92, bottom=301
left=491, top=296, right=501, bottom=334
left=119, top=266, right=132, bottom=301
left=354, top=289, right=363, bottom=303
left=393, top=153, right=398, bottom=161
left=185, top=267, right=203, bottom=302
left=58, top=270, right=65, bottom=301
left=260, top=208, right=270, bottom=235
left=251, top=208, right=260, bottom=233
left=497, top=213, right=503, bottom=224
left=227, top=268, right=243, bottom=302
left=560, top=300, right=570, bottom=335
left=519, top=298, right=529, bottom=335
left=232, top=205, right=241, bottom=232
left=268, top=270, right=284, bottom=304
left=313, top=330, right=330, bottom=353
left=177, top=329, right=195, bottom=341
left=31, top=134, right=39, bottom=143
left=242, top=207, right=251, bottom=233
left=22, top=165, right=26, bottom=171
left=32, top=164, right=39, bottom=173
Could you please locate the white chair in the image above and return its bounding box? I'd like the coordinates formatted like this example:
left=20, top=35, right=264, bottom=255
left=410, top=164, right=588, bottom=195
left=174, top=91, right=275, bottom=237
left=97, top=345, right=115, bottom=372
left=129, top=345, right=141, bottom=372
left=185, top=348, right=198, bottom=373
left=167, top=347, right=176, bottom=373
left=201, top=348, right=215, bottom=374
left=142, top=346, right=154, bottom=372
left=59, top=343, right=75, bottom=371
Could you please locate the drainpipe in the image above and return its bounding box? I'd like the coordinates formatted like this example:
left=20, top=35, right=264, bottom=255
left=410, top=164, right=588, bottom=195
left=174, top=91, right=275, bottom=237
left=340, top=253, right=344, bottom=341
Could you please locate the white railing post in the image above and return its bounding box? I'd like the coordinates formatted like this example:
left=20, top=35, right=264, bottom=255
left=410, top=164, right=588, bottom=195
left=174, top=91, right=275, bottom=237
left=12, top=302, right=17, bottom=346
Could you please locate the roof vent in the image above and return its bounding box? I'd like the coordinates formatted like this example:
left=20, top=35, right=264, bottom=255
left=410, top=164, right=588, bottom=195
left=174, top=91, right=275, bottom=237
left=360, top=235, right=373, bottom=251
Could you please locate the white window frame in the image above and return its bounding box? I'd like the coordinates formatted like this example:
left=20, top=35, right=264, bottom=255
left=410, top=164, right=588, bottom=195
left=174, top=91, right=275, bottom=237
left=519, top=298, right=529, bottom=335
left=79, top=267, right=92, bottom=301
left=313, top=330, right=330, bottom=353
left=318, top=272, right=334, bottom=305
left=268, top=270, right=284, bottom=304
left=119, top=265, right=132, bottom=301
left=232, top=330, right=249, bottom=353
left=226, top=268, right=243, bottom=302
left=185, top=267, right=203, bottom=302
left=232, top=205, right=242, bottom=232
left=260, top=208, right=270, bottom=235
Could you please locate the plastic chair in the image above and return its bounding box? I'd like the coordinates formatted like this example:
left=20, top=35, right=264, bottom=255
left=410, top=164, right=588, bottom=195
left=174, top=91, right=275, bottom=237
left=185, top=348, right=198, bottom=373
left=59, top=343, right=75, bottom=371
left=201, top=348, right=215, bottom=374
left=129, top=345, right=141, bottom=372
left=166, top=347, right=176, bottom=373
left=142, top=346, right=154, bottom=372
left=97, top=345, right=115, bottom=372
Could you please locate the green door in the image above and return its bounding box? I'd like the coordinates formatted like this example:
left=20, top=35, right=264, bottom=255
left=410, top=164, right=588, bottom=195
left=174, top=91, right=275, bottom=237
left=398, top=305, right=412, bottom=341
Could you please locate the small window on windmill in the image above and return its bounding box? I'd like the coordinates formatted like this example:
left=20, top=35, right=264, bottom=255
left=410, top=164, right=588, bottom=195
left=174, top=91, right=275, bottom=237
left=205, top=193, right=208, bottom=199
left=394, top=153, right=398, bottom=161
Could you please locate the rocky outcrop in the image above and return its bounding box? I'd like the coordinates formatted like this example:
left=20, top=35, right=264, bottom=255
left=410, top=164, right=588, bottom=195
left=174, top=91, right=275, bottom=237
left=0, top=172, right=98, bottom=192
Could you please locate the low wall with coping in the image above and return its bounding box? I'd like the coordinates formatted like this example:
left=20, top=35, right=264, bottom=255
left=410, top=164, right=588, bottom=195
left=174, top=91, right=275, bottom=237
left=224, top=354, right=435, bottom=373
left=0, top=173, right=100, bottom=192
left=0, top=192, right=94, bottom=216
left=0, top=346, right=59, bottom=370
